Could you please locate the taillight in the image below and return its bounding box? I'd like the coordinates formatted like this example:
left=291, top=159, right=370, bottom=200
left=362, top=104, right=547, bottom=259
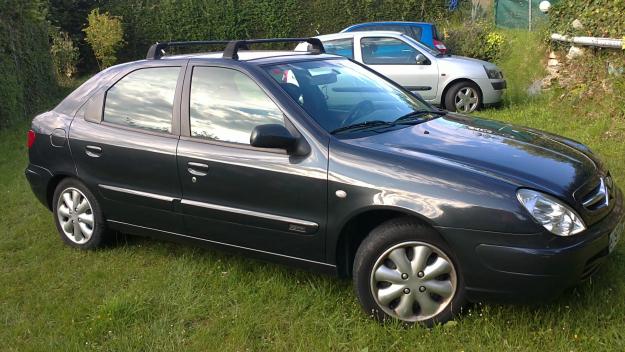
left=27, top=130, right=36, bottom=149
left=434, top=39, right=447, bottom=54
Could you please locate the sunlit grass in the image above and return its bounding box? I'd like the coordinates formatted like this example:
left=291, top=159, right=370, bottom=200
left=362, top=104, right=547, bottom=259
left=2, top=51, right=625, bottom=350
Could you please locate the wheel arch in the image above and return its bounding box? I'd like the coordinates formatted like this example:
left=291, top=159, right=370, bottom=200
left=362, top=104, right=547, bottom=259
left=333, top=206, right=447, bottom=278
left=46, top=173, right=78, bottom=210
left=440, top=78, right=483, bottom=110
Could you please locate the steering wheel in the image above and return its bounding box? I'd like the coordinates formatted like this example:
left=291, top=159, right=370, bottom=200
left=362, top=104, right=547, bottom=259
left=342, top=100, right=375, bottom=126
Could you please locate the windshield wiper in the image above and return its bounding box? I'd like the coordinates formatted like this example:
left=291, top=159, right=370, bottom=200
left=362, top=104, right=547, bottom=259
left=393, top=109, right=446, bottom=125
left=330, top=120, right=393, bottom=134
left=331, top=110, right=446, bottom=135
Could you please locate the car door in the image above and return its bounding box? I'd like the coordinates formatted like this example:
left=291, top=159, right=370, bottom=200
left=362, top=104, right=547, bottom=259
left=176, top=62, right=328, bottom=262
left=69, top=63, right=185, bottom=233
left=356, top=35, right=439, bottom=100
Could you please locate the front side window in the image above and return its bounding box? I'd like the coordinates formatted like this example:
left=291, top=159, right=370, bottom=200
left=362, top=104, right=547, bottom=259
left=103, top=67, right=180, bottom=133
left=265, top=59, right=432, bottom=133
left=190, top=67, right=284, bottom=145
left=323, top=38, right=354, bottom=59
left=360, top=37, right=419, bottom=65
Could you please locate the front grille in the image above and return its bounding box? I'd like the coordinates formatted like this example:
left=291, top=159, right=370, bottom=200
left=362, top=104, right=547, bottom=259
left=582, top=176, right=613, bottom=211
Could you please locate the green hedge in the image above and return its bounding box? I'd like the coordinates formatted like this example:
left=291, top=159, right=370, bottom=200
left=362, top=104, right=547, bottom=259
left=0, top=0, right=57, bottom=128
left=549, top=0, right=625, bottom=38
left=104, top=0, right=454, bottom=61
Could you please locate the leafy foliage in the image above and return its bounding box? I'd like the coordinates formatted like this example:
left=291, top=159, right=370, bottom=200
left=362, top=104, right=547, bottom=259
left=0, top=0, right=57, bottom=128
left=102, top=0, right=456, bottom=61
left=48, top=0, right=101, bottom=73
left=50, top=29, right=79, bottom=82
left=83, top=8, right=124, bottom=69
left=445, top=21, right=507, bottom=62
left=549, top=0, right=625, bottom=38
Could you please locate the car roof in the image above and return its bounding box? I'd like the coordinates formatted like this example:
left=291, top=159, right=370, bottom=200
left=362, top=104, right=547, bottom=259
left=315, top=31, right=407, bottom=41
left=140, top=50, right=344, bottom=65
left=342, top=21, right=433, bottom=30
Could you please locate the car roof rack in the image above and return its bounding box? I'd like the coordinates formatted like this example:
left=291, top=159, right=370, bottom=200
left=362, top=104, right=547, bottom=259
left=146, top=38, right=325, bottom=60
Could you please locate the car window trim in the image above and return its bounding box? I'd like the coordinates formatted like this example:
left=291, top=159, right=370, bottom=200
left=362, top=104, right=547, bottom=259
left=99, top=120, right=181, bottom=139
left=98, top=64, right=185, bottom=136
left=359, top=36, right=424, bottom=66
left=181, top=63, right=301, bottom=154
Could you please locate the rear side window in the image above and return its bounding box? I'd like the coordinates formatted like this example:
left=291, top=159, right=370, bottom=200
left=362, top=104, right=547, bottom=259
left=323, top=38, right=354, bottom=59
left=354, top=24, right=423, bottom=42
left=189, top=67, right=284, bottom=145
left=360, top=37, right=418, bottom=65
left=103, top=67, right=180, bottom=133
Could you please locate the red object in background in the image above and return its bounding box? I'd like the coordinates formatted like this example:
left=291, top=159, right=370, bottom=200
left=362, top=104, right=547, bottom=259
left=433, top=39, right=447, bottom=54
left=27, top=130, right=36, bottom=149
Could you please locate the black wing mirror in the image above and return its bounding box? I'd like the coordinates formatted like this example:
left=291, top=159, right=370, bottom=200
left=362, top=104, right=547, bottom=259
left=250, top=124, right=298, bottom=152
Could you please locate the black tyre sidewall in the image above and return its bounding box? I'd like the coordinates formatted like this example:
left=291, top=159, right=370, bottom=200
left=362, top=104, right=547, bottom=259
left=52, top=178, right=107, bottom=249
left=352, top=217, right=466, bottom=327
left=444, top=81, right=481, bottom=113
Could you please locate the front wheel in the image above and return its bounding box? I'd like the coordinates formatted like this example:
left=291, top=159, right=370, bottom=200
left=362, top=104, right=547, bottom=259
left=444, top=81, right=481, bottom=113
left=52, top=178, right=108, bottom=249
left=353, top=218, right=466, bottom=326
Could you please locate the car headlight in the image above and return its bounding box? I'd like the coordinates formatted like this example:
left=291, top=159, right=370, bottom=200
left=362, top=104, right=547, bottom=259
left=517, top=189, right=586, bottom=236
left=483, top=65, right=503, bottom=79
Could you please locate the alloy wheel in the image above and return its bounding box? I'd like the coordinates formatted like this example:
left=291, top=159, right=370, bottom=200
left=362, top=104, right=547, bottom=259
left=454, top=87, right=479, bottom=113
left=370, top=241, right=457, bottom=322
left=56, top=187, right=95, bottom=244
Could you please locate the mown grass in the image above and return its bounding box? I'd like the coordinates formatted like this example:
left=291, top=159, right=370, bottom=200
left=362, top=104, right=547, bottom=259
left=2, top=52, right=625, bottom=351
left=2, top=98, right=625, bottom=352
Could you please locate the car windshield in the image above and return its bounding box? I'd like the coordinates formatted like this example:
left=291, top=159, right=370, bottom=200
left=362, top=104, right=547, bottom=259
left=264, top=59, right=435, bottom=134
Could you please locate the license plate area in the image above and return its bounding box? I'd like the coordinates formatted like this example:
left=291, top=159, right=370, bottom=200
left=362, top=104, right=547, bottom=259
left=609, top=220, right=624, bottom=253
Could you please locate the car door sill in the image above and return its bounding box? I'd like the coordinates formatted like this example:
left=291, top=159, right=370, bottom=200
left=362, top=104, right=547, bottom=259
left=106, top=219, right=336, bottom=268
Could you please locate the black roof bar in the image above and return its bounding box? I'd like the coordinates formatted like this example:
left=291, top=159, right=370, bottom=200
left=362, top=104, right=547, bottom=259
left=222, top=38, right=325, bottom=60
left=146, top=40, right=230, bottom=60
left=146, top=37, right=324, bottom=60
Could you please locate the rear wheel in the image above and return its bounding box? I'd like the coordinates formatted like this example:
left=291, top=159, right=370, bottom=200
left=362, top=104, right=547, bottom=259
left=353, top=218, right=465, bottom=326
left=444, top=81, right=481, bottom=113
left=52, top=178, right=107, bottom=249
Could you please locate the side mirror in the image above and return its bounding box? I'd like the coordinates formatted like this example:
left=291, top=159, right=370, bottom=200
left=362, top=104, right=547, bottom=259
left=250, top=124, right=297, bottom=152
left=415, top=53, right=428, bottom=65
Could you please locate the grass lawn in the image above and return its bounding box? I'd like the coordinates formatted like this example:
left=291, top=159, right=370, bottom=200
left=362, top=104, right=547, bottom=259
left=2, top=90, right=625, bottom=350
left=0, top=42, right=625, bottom=351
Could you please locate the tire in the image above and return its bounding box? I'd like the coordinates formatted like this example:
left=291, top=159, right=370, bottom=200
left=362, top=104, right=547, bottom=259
left=52, top=178, right=108, bottom=249
left=353, top=217, right=466, bottom=327
left=444, top=81, right=481, bottom=113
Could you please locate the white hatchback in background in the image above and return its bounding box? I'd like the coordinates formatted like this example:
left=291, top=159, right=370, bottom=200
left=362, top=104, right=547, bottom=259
left=296, top=31, right=506, bottom=113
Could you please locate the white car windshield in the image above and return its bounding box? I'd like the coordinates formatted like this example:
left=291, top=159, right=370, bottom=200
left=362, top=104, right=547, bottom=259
left=264, top=59, right=435, bottom=134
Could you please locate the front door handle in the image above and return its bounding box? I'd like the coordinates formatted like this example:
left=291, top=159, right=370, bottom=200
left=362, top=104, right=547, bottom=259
left=187, top=162, right=209, bottom=176
left=85, top=145, right=102, bottom=158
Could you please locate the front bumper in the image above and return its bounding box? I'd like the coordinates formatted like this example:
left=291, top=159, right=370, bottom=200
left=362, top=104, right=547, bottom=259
left=439, top=186, right=624, bottom=303
left=475, top=78, right=506, bottom=105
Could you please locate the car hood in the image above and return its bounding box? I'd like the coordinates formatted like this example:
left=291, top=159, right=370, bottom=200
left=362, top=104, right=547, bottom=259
left=348, top=114, right=597, bottom=195
left=439, top=55, right=495, bottom=68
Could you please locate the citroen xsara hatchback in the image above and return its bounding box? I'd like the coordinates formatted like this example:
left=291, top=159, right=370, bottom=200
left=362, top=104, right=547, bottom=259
left=26, top=38, right=623, bottom=326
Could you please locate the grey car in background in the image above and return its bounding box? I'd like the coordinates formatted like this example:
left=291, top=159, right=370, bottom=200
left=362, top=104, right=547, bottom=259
left=296, top=31, right=506, bottom=112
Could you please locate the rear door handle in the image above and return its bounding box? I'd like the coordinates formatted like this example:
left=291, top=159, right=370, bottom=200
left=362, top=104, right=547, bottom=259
left=85, top=145, right=102, bottom=158
left=187, top=162, right=209, bottom=176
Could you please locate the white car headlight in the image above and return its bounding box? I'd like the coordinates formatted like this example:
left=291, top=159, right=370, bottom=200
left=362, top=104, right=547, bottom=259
left=517, top=189, right=586, bottom=236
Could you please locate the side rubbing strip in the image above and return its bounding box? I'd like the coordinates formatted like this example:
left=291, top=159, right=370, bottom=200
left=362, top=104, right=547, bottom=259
left=180, top=199, right=318, bottom=229
left=99, top=184, right=177, bottom=202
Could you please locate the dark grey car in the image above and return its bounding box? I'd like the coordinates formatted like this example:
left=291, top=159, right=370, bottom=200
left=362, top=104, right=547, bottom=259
left=25, top=38, right=624, bottom=326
